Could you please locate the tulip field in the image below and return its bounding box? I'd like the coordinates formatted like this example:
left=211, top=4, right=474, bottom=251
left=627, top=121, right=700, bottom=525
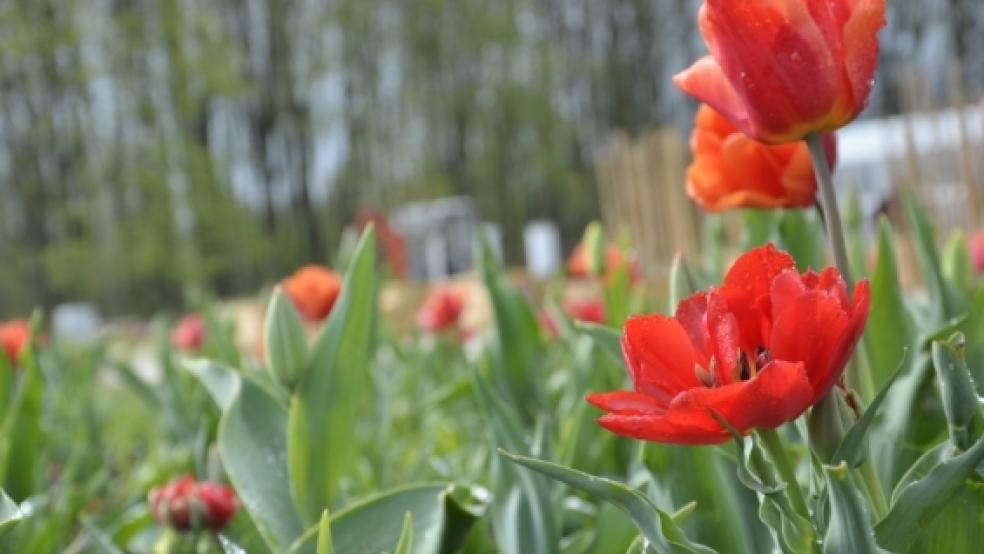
left=3, top=1, right=984, bottom=553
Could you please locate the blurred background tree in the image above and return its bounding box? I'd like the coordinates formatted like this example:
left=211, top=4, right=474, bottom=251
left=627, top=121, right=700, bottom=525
left=0, top=0, right=981, bottom=316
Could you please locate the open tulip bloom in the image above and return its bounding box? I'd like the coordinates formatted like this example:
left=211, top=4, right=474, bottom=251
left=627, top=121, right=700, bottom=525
left=588, top=245, right=870, bottom=445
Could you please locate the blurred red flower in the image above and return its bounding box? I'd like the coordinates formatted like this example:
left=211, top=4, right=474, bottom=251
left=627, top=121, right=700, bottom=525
left=970, top=231, right=984, bottom=274
left=567, top=243, right=639, bottom=283
left=418, top=287, right=466, bottom=333
left=171, top=313, right=205, bottom=352
left=0, top=319, right=30, bottom=368
left=674, top=0, right=886, bottom=144
left=687, top=104, right=837, bottom=212
left=565, top=298, right=606, bottom=325
left=283, top=265, right=343, bottom=322
left=587, top=244, right=870, bottom=445
left=150, top=475, right=238, bottom=532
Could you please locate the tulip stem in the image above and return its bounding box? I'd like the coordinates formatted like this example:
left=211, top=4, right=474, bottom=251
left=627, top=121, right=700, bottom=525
left=806, top=134, right=853, bottom=289
left=757, top=428, right=811, bottom=522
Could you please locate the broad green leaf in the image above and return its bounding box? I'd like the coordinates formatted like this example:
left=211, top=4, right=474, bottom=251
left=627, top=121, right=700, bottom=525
left=831, top=357, right=905, bottom=468
left=476, top=234, right=544, bottom=418
left=327, top=484, right=482, bottom=554
left=875, top=435, right=984, bottom=551
left=264, top=287, right=308, bottom=389
left=317, top=510, right=333, bottom=554
left=573, top=322, right=622, bottom=366
left=932, top=335, right=984, bottom=450
left=220, top=378, right=305, bottom=551
left=499, top=450, right=716, bottom=554
left=289, top=227, right=377, bottom=522
left=822, top=463, right=884, bottom=554
left=203, top=311, right=242, bottom=368
left=0, top=490, right=22, bottom=537
left=605, top=256, right=632, bottom=328
left=394, top=512, right=414, bottom=554
left=866, top=218, right=916, bottom=387
left=908, top=479, right=984, bottom=554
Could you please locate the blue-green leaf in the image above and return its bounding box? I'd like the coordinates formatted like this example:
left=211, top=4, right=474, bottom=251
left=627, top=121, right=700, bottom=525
left=822, top=463, right=884, bottom=554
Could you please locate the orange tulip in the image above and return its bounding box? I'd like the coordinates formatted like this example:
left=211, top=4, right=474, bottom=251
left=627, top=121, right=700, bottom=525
left=687, top=104, right=836, bottom=212
left=0, top=319, right=29, bottom=367
left=674, top=0, right=885, bottom=144
left=282, top=265, right=343, bottom=322
left=567, top=243, right=640, bottom=283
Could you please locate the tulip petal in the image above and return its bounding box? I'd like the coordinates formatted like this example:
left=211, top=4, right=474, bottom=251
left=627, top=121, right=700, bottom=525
left=673, top=55, right=750, bottom=134
left=769, top=282, right=865, bottom=401
left=721, top=245, right=796, bottom=351
left=675, top=292, right=709, bottom=355
left=843, top=0, right=885, bottom=110
left=586, top=391, right=667, bottom=416
left=622, top=315, right=706, bottom=403
left=666, top=360, right=813, bottom=437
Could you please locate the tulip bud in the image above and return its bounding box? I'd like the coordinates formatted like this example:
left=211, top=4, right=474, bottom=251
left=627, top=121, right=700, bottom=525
left=932, top=333, right=984, bottom=451
left=807, top=387, right=856, bottom=463
left=264, top=287, right=308, bottom=389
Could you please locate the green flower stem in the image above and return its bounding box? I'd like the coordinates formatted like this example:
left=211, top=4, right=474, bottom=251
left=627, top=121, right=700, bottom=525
left=807, top=133, right=889, bottom=519
left=806, top=134, right=853, bottom=288
left=757, top=428, right=811, bottom=521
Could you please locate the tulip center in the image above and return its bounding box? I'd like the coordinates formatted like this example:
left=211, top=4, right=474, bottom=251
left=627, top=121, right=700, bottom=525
left=694, top=347, right=771, bottom=388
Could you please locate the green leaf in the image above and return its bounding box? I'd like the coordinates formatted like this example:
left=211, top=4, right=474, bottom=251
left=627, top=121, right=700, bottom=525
left=668, top=253, right=700, bottom=310
left=875, top=435, right=984, bottom=551
left=831, top=357, right=905, bottom=468
left=289, top=227, right=377, bottom=522
left=866, top=218, right=916, bottom=388
left=264, top=286, right=308, bottom=389
left=219, top=535, right=248, bottom=554
left=315, top=484, right=483, bottom=554
left=776, top=210, right=822, bottom=271
left=185, top=359, right=242, bottom=411
left=317, top=510, right=334, bottom=554
left=932, top=334, right=984, bottom=450
left=903, top=192, right=958, bottom=323
left=822, top=463, right=884, bottom=554
left=79, top=516, right=125, bottom=554
left=0, top=490, right=23, bottom=537
left=498, top=450, right=716, bottom=554
left=942, top=230, right=973, bottom=293
left=472, top=372, right=559, bottom=554
left=394, top=512, right=414, bottom=554
left=573, top=322, right=622, bottom=366
left=220, top=378, right=305, bottom=551
left=741, top=210, right=775, bottom=250
left=476, top=234, right=544, bottom=418
left=0, top=355, right=44, bottom=500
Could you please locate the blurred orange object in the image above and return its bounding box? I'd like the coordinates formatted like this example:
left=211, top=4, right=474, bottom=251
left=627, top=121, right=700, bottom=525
left=283, top=265, right=343, bottom=322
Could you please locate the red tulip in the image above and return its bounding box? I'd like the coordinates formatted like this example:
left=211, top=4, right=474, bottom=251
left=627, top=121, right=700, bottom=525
left=587, top=244, right=870, bottom=445
left=282, top=265, right=343, bottom=322
left=0, top=320, right=30, bottom=368
left=171, top=313, right=205, bottom=352
left=565, top=298, right=606, bottom=325
left=418, top=287, right=466, bottom=333
left=150, top=475, right=238, bottom=532
left=970, top=231, right=984, bottom=274
left=687, top=104, right=837, bottom=212
left=674, top=0, right=886, bottom=144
